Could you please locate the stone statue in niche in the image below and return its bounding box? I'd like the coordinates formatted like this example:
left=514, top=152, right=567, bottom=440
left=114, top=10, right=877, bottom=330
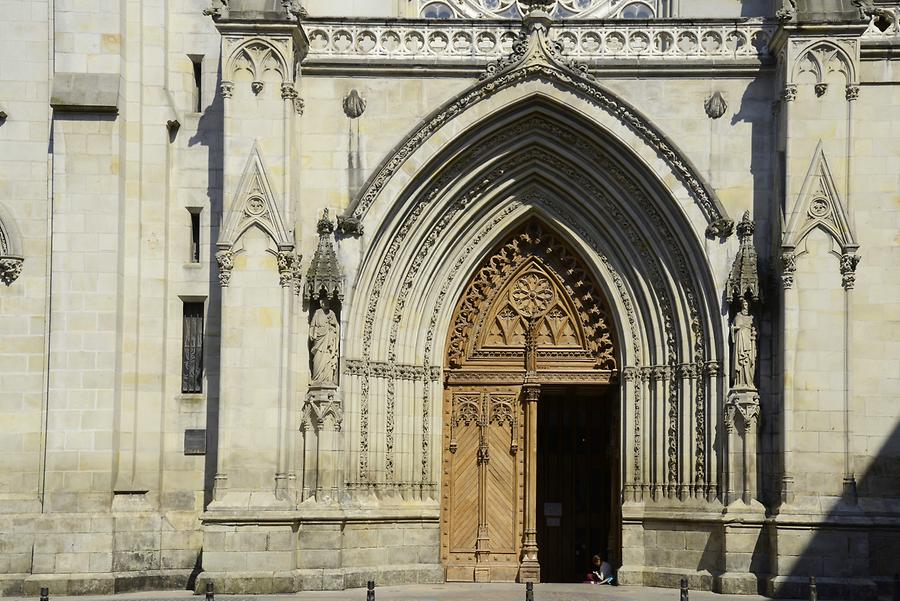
left=731, top=297, right=757, bottom=390
left=309, top=296, right=339, bottom=385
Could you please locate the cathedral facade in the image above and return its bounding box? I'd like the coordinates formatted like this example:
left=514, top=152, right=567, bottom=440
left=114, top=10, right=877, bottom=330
left=0, top=0, right=898, bottom=596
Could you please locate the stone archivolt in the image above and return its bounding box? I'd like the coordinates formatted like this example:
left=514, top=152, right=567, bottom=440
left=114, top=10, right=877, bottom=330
left=341, top=91, right=726, bottom=496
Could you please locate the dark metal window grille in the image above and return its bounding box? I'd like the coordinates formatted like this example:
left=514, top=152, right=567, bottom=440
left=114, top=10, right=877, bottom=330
left=182, top=302, right=204, bottom=393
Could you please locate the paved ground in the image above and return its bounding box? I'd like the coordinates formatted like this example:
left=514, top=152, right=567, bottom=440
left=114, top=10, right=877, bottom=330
left=6, top=584, right=789, bottom=601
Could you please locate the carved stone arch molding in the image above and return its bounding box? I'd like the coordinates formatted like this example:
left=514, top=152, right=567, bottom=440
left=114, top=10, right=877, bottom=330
left=342, top=181, right=725, bottom=503
left=0, top=202, right=24, bottom=286
left=342, top=12, right=734, bottom=240
left=339, top=17, right=730, bottom=500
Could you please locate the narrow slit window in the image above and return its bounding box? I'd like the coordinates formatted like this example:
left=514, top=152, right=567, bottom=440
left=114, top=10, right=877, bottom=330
left=190, top=210, right=201, bottom=263
left=182, top=301, right=205, bottom=394
left=190, top=55, right=203, bottom=113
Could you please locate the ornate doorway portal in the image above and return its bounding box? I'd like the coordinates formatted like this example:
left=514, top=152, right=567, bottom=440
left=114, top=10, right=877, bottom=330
left=441, top=220, right=620, bottom=583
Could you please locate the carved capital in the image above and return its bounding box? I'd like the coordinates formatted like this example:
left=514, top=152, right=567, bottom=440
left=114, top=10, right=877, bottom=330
left=781, top=251, right=796, bottom=290
left=220, top=80, right=234, bottom=99
left=277, top=250, right=295, bottom=287
left=0, top=257, right=23, bottom=286
left=251, top=81, right=264, bottom=95
left=622, top=366, right=639, bottom=382
left=523, top=385, right=540, bottom=403
left=783, top=84, right=798, bottom=102
left=840, top=252, right=861, bottom=290
left=281, top=82, right=297, bottom=100
left=215, top=249, right=234, bottom=287
left=814, top=82, right=828, bottom=97
left=845, top=85, right=860, bottom=102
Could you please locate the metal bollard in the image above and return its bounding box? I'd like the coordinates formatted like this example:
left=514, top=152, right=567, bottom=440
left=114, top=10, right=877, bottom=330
left=809, top=576, right=817, bottom=601
left=525, top=581, right=534, bottom=601
left=205, top=581, right=214, bottom=601
left=680, top=578, right=689, bottom=601
left=894, top=574, right=899, bottom=601
left=367, top=579, right=375, bottom=601
left=39, top=587, right=49, bottom=601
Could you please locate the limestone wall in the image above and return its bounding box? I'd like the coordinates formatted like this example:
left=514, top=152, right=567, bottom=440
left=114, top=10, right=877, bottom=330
left=0, top=0, right=899, bottom=597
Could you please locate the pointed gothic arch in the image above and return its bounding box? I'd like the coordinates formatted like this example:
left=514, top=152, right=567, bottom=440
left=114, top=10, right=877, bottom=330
left=338, top=11, right=731, bottom=521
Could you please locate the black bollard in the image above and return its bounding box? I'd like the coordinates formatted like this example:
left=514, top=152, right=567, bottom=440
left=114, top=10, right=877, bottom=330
left=525, top=581, right=534, bottom=601
left=39, top=587, right=49, bottom=601
left=809, top=576, right=817, bottom=601
left=205, top=581, right=214, bottom=601
left=367, top=580, right=375, bottom=601
left=680, top=578, right=689, bottom=601
left=894, top=574, right=899, bottom=601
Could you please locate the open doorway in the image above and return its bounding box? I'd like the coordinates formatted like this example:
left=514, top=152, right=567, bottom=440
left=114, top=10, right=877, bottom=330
left=537, top=385, right=620, bottom=583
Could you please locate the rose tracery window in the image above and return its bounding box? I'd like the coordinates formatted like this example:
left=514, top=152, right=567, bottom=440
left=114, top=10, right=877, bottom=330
left=418, top=0, right=658, bottom=19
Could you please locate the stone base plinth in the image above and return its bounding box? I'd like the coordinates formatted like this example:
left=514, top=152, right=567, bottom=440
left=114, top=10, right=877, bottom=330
left=766, top=575, right=878, bottom=600
left=22, top=570, right=193, bottom=597
left=196, top=565, right=444, bottom=594
left=716, top=572, right=761, bottom=595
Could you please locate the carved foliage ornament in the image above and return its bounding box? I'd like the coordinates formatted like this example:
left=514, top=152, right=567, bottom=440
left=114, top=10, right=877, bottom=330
left=447, top=221, right=617, bottom=372
left=0, top=208, right=23, bottom=286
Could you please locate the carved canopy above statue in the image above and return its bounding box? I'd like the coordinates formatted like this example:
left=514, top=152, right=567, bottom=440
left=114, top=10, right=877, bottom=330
left=446, top=220, right=617, bottom=384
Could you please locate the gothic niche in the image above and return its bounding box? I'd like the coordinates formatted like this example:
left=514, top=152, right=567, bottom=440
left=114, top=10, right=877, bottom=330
left=304, top=210, right=342, bottom=394
left=446, top=220, right=617, bottom=382
left=724, top=210, right=762, bottom=506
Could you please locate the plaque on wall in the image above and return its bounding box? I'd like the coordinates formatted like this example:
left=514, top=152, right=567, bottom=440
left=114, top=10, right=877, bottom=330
left=184, top=429, right=206, bottom=455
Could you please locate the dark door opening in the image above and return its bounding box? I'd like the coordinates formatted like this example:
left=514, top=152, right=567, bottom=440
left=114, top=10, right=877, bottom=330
left=536, top=385, right=619, bottom=583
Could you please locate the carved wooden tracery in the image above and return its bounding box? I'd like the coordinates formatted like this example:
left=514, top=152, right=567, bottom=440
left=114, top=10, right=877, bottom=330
left=446, top=220, right=617, bottom=382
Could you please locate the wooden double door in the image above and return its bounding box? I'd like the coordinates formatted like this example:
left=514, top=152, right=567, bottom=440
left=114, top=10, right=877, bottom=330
left=442, top=386, right=525, bottom=583
left=440, top=221, right=622, bottom=582
left=441, top=384, right=618, bottom=583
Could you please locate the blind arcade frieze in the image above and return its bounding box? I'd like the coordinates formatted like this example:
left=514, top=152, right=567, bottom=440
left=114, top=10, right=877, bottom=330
left=303, top=19, right=777, bottom=66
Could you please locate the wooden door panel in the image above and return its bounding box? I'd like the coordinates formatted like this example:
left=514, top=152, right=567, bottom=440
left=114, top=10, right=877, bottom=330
left=442, top=387, right=524, bottom=579
left=449, top=423, right=479, bottom=553
left=486, top=425, right=516, bottom=553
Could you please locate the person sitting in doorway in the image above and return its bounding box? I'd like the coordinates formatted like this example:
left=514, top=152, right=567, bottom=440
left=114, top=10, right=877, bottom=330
left=585, top=553, right=615, bottom=585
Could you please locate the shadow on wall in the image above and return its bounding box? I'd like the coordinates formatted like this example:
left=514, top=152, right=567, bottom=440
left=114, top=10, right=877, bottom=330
left=768, top=421, right=900, bottom=599
left=187, top=62, right=225, bottom=510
